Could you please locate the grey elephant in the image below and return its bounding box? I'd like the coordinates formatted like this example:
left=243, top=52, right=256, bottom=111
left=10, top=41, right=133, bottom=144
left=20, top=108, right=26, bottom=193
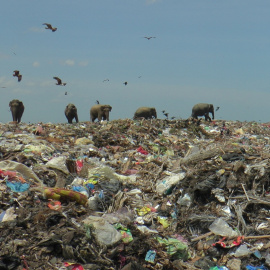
left=9, top=99, right=24, bottom=123
left=65, top=104, right=79, bottom=124
left=133, top=107, right=157, bottom=119
left=90, top=104, right=112, bottom=122
left=191, top=103, right=214, bottom=121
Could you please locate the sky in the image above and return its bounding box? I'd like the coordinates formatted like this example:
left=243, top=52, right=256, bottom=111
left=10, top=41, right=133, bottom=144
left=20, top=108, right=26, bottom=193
left=1, top=0, right=270, bottom=123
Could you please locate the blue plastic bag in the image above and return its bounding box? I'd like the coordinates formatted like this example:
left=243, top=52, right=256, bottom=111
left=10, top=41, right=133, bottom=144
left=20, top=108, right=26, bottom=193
left=6, top=180, right=29, bottom=192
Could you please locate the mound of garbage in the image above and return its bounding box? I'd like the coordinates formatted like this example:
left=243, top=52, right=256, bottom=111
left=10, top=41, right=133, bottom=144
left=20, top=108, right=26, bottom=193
left=1, top=119, right=270, bottom=270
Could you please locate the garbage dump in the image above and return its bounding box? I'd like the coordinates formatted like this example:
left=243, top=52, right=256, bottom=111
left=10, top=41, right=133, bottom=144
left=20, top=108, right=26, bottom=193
left=1, top=119, right=270, bottom=269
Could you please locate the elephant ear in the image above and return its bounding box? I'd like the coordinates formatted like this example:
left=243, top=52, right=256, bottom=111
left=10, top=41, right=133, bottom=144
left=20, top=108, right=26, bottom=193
left=108, top=106, right=112, bottom=111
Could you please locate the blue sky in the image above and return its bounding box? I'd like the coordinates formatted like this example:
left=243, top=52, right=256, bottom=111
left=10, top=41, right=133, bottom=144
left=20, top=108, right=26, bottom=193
left=1, top=0, right=270, bottom=123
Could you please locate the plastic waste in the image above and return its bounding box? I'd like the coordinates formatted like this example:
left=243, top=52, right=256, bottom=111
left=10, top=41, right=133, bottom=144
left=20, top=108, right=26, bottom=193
left=46, top=156, right=69, bottom=174
left=6, top=180, right=30, bottom=192
left=177, top=193, right=191, bottom=207
left=63, top=262, right=84, bottom=270
left=83, top=216, right=122, bottom=246
left=156, top=172, right=186, bottom=195
left=103, top=207, right=134, bottom=224
left=245, top=265, right=268, bottom=270
left=71, top=186, right=89, bottom=197
left=156, top=237, right=190, bottom=260
left=158, top=216, right=170, bottom=228
left=145, top=250, right=156, bottom=263
left=0, top=160, right=42, bottom=184
left=209, top=267, right=229, bottom=270
left=0, top=208, right=17, bottom=222
left=136, top=225, right=158, bottom=234
left=114, top=223, right=133, bottom=243
left=209, top=218, right=238, bottom=237
left=233, top=244, right=251, bottom=257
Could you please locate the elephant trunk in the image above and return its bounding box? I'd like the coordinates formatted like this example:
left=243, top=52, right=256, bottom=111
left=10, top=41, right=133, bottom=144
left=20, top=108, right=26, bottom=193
left=10, top=107, right=17, bottom=122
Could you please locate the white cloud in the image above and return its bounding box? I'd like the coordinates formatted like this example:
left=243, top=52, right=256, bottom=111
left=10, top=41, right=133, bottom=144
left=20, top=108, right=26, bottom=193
left=64, top=59, right=75, bottom=66
left=33, top=61, right=40, bottom=67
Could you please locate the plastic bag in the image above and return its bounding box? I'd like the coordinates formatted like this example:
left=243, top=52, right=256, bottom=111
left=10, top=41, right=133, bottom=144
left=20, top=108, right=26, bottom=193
left=156, top=172, right=186, bottom=195
left=83, top=216, right=122, bottom=246
left=209, top=218, right=238, bottom=237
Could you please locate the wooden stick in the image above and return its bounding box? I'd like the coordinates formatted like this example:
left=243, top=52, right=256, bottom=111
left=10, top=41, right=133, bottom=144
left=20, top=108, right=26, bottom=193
left=241, top=183, right=250, bottom=201
left=191, top=231, right=214, bottom=242
left=245, top=235, right=270, bottom=240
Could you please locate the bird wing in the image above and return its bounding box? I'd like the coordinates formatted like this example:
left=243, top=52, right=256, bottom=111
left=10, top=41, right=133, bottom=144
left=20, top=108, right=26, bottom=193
left=53, top=77, right=61, bottom=84
left=18, top=75, right=22, bottom=82
left=43, top=23, right=52, bottom=28
left=13, top=70, right=19, bottom=76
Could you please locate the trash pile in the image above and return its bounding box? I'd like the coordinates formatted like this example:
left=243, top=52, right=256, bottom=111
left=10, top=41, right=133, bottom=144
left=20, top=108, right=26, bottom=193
left=1, top=119, right=270, bottom=270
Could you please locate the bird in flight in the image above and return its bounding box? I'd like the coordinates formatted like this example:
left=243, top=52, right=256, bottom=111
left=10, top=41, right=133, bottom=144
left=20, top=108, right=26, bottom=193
left=43, top=23, right=57, bottom=32
left=144, top=36, right=156, bottom=40
left=216, top=106, right=220, bottom=111
left=65, top=92, right=67, bottom=95
left=53, top=77, right=66, bottom=86
left=103, top=79, right=109, bottom=82
left=96, top=100, right=100, bottom=104
left=123, top=81, right=128, bottom=85
left=13, top=70, right=22, bottom=82
left=162, top=110, right=169, bottom=119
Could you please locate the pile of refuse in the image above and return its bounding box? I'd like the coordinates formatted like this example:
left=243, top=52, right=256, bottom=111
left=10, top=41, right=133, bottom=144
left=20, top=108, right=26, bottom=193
left=1, top=119, right=270, bottom=270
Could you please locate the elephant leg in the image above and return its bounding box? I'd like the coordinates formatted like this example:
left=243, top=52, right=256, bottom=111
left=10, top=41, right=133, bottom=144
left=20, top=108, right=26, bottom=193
left=75, top=115, right=79, bottom=123
left=204, top=113, right=211, bottom=121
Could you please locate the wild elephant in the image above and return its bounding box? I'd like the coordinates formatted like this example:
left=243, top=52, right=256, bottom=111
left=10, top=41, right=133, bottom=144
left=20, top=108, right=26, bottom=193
left=90, top=104, right=112, bottom=122
left=9, top=99, right=24, bottom=123
left=65, top=104, right=79, bottom=124
left=133, top=107, right=157, bottom=119
left=191, top=103, right=214, bottom=121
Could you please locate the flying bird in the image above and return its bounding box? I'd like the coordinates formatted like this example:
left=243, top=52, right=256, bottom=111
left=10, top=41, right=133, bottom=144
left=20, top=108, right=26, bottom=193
left=65, top=92, right=67, bottom=95
left=103, top=79, right=109, bottom=82
left=53, top=77, right=66, bottom=86
left=171, top=116, right=176, bottom=120
left=13, top=70, right=22, bottom=82
left=13, top=70, right=20, bottom=77
left=162, top=110, right=169, bottom=119
left=123, top=82, right=128, bottom=85
left=216, top=106, right=220, bottom=111
left=144, top=36, right=156, bottom=40
left=43, top=23, right=57, bottom=32
left=96, top=100, right=100, bottom=104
